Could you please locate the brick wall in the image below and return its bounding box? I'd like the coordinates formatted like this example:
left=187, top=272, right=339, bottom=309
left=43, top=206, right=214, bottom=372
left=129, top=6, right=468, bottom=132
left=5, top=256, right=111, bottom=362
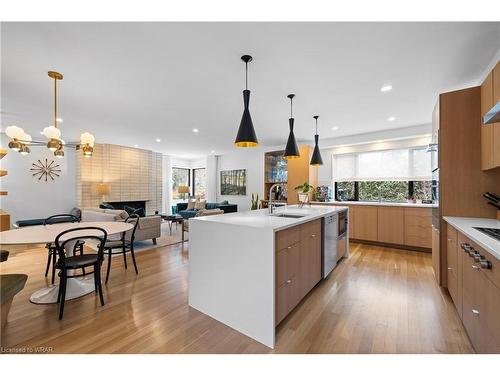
left=76, top=144, right=163, bottom=214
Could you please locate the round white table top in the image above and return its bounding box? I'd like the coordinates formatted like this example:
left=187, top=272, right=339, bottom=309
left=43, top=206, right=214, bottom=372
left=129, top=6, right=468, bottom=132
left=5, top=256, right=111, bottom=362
left=0, top=221, right=133, bottom=245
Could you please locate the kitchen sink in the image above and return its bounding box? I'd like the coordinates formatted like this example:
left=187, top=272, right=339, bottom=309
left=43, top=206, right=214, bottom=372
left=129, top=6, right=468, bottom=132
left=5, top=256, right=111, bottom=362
left=271, top=213, right=307, bottom=219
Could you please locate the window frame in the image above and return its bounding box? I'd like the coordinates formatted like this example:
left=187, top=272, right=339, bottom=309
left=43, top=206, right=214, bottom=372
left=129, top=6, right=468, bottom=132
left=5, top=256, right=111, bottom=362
left=192, top=167, right=207, bottom=198
left=172, top=167, right=191, bottom=200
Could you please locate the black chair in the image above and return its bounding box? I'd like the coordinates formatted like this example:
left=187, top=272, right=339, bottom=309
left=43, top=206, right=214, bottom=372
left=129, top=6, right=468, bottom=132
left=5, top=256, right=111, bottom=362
left=104, top=214, right=140, bottom=284
left=54, top=227, right=107, bottom=320
left=44, top=214, right=82, bottom=284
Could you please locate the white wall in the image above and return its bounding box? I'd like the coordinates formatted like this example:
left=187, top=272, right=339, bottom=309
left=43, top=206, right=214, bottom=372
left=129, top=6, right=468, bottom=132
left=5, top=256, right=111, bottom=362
left=1, top=134, right=77, bottom=225
left=212, top=147, right=273, bottom=212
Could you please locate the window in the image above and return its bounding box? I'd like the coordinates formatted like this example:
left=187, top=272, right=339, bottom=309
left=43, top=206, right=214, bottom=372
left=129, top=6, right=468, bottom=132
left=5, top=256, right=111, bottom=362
left=333, top=146, right=433, bottom=202
left=193, top=168, right=207, bottom=199
left=172, top=168, right=190, bottom=200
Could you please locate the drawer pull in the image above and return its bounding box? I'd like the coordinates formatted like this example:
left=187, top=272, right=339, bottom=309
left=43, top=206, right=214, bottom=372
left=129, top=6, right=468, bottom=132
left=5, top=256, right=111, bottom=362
left=311, top=234, right=316, bottom=238
left=447, top=267, right=453, bottom=270
left=479, top=260, right=492, bottom=270
left=287, top=246, right=292, bottom=249
left=472, top=309, right=480, bottom=315
left=471, top=264, right=480, bottom=270
left=286, top=279, right=292, bottom=284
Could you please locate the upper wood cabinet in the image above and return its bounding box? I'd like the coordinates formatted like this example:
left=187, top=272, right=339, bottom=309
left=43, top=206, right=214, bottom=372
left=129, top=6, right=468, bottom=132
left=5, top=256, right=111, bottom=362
left=480, top=61, right=500, bottom=170
left=377, top=207, right=404, bottom=244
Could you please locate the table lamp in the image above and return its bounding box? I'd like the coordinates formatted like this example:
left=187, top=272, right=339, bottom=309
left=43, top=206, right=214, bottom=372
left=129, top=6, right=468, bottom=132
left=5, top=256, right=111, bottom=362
left=178, top=185, right=190, bottom=201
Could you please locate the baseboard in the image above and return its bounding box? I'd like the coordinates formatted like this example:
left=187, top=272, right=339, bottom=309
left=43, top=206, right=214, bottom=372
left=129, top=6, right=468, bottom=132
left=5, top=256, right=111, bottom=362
left=350, top=239, right=431, bottom=253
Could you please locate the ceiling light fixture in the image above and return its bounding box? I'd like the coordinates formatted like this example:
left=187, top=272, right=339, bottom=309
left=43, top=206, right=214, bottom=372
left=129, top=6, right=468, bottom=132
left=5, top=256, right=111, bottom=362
left=387, top=116, right=396, bottom=122
left=156, top=138, right=161, bottom=142
left=192, top=129, right=199, bottom=133
left=283, top=94, right=300, bottom=160
left=332, top=126, right=339, bottom=130
left=134, top=145, right=139, bottom=148
left=310, top=115, right=324, bottom=166
left=234, top=55, right=258, bottom=147
left=5, top=71, right=95, bottom=158
left=211, top=150, right=215, bottom=153
left=380, top=85, right=393, bottom=92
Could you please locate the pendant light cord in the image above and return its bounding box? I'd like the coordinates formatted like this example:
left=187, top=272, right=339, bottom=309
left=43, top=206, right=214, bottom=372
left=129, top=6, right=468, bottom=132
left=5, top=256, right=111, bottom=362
left=315, top=117, right=318, bottom=135
left=245, top=61, right=248, bottom=90
left=54, top=77, right=58, bottom=128
left=290, top=96, right=293, bottom=118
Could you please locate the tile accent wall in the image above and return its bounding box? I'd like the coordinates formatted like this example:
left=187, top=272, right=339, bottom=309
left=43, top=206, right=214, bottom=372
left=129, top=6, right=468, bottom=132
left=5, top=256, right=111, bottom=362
left=76, top=144, right=163, bottom=214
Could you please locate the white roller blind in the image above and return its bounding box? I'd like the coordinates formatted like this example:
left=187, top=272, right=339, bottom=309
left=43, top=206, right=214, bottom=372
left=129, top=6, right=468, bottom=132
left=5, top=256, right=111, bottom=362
left=332, top=147, right=431, bottom=181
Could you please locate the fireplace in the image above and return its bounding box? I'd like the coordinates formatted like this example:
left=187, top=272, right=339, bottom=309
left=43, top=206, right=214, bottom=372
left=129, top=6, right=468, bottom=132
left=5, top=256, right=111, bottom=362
left=105, top=201, right=147, bottom=216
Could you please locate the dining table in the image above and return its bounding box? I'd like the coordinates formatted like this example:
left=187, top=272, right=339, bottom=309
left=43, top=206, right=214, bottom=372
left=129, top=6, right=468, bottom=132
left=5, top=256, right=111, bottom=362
left=0, top=221, right=133, bottom=304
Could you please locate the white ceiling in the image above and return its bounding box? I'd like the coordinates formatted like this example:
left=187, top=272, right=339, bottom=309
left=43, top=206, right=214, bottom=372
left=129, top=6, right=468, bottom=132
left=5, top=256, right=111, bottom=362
left=1, top=22, right=499, bottom=158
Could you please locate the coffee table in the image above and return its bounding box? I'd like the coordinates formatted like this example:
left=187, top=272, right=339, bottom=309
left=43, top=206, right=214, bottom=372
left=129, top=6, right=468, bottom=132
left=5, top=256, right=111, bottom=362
left=161, top=214, right=184, bottom=235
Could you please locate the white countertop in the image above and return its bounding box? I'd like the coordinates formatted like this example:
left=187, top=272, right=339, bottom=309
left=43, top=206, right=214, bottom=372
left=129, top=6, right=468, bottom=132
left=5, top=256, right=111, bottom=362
left=443, top=216, right=500, bottom=260
left=192, top=205, right=348, bottom=231
left=311, top=200, right=436, bottom=208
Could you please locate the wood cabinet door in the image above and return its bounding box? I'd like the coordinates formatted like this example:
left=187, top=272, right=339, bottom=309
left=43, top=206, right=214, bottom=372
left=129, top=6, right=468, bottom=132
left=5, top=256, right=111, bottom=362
left=431, top=225, right=440, bottom=283
left=377, top=207, right=404, bottom=244
left=348, top=207, right=355, bottom=239
left=353, top=206, right=378, bottom=241
left=275, top=242, right=301, bottom=325
left=446, top=225, right=459, bottom=310
left=299, top=226, right=322, bottom=298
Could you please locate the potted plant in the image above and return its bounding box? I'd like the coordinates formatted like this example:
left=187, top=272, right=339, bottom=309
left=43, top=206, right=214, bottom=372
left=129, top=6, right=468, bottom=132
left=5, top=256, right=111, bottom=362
left=294, top=182, right=314, bottom=207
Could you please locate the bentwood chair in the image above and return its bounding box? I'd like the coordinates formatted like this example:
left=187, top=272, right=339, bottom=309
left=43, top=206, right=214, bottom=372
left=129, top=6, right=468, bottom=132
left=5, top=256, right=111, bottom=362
left=44, top=214, right=82, bottom=284
left=54, top=227, right=107, bottom=320
left=104, top=214, right=140, bottom=283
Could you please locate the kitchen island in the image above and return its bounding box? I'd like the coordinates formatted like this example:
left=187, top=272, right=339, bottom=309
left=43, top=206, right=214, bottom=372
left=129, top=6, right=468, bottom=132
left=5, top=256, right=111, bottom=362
left=188, top=204, right=348, bottom=348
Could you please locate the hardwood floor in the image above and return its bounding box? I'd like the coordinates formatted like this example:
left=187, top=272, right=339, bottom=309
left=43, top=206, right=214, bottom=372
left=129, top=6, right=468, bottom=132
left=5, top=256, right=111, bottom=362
left=0, top=241, right=473, bottom=353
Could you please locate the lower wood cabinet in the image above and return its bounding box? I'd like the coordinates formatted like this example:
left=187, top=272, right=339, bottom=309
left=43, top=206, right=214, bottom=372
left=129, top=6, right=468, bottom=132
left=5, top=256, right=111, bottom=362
left=404, top=208, right=432, bottom=248
left=353, top=206, right=378, bottom=241
left=377, top=207, right=404, bottom=244
left=431, top=224, right=440, bottom=283
left=275, top=219, right=322, bottom=325
left=447, top=230, right=500, bottom=353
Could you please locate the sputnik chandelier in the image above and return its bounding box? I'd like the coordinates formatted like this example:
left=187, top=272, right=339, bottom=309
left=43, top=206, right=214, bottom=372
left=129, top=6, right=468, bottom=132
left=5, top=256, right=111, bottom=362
left=5, top=71, right=95, bottom=158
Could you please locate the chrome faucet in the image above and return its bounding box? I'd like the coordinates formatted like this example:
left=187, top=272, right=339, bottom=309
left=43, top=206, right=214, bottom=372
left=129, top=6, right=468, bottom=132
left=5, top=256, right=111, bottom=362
left=269, top=183, right=287, bottom=214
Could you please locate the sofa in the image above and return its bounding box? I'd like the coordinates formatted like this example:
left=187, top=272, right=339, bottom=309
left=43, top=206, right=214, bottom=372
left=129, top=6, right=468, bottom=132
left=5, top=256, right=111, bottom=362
left=176, top=202, right=237, bottom=219
left=81, top=208, right=161, bottom=244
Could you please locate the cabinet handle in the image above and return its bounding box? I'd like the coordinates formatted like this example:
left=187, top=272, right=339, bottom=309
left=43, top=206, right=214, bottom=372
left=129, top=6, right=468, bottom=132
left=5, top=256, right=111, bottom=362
left=448, top=267, right=453, bottom=270
left=479, top=260, right=492, bottom=270
left=472, top=309, right=480, bottom=315
left=286, top=279, right=292, bottom=284
left=471, top=264, right=480, bottom=270
left=287, top=246, right=292, bottom=249
left=311, top=234, right=316, bottom=238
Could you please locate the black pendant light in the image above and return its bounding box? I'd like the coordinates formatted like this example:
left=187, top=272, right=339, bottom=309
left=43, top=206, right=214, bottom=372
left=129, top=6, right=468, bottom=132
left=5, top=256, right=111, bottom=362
left=310, top=115, right=324, bottom=166
left=234, top=55, right=258, bottom=147
left=283, top=94, right=300, bottom=159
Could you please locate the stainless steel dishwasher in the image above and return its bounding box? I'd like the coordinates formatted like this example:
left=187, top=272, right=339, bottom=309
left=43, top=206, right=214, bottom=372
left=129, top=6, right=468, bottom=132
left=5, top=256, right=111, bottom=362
left=322, top=213, right=338, bottom=278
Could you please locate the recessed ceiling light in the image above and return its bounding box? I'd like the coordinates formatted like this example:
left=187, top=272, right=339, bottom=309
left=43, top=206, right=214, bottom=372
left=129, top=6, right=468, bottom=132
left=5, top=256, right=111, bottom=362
left=332, top=126, right=339, bottom=131
left=56, top=118, right=63, bottom=123
left=380, top=85, right=392, bottom=92
left=211, top=150, right=215, bottom=153
left=155, top=138, right=161, bottom=142
left=192, top=128, right=199, bottom=133
left=387, top=116, right=396, bottom=122
left=134, top=145, right=139, bottom=148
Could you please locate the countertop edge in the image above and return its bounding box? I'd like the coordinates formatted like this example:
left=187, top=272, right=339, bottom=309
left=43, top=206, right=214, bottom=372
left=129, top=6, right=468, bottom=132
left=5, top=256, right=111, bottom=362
left=443, top=216, right=500, bottom=260
left=311, top=201, right=436, bottom=208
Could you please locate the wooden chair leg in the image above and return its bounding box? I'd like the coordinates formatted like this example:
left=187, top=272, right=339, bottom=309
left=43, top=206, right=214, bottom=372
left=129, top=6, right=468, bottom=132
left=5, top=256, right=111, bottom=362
left=130, top=245, right=138, bottom=274
left=105, top=249, right=112, bottom=284
left=58, top=271, right=67, bottom=320
left=51, top=252, right=57, bottom=285
left=45, top=250, right=52, bottom=277
left=95, top=264, right=105, bottom=306
left=122, top=245, right=128, bottom=270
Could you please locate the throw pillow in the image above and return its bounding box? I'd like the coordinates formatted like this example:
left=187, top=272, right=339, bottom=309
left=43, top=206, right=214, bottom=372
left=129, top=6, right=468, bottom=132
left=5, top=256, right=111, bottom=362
left=187, top=199, right=197, bottom=210
left=194, top=199, right=206, bottom=210
left=70, top=207, right=82, bottom=220
left=123, top=205, right=136, bottom=215
left=220, top=200, right=229, bottom=205
left=132, top=208, right=145, bottom=217
left=100, top=203, right=115, bottom=210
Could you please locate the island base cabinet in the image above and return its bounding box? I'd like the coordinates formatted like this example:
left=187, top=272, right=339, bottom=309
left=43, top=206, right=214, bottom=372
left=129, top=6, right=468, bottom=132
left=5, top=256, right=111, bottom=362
left=275, top=219, right=322, bottom=326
